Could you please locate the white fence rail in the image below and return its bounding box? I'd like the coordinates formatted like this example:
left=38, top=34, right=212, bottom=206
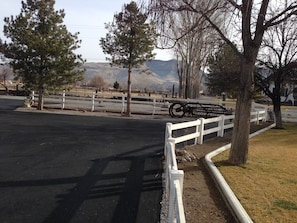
left=31, top=91, right=170, bottom=116
left=163, top=109, right=268, bottom=223
left=166, top=110, right=267, bottom=146
left=282, top=109, right=297, bottom=123
left=165, top=139, right=186, bottom=223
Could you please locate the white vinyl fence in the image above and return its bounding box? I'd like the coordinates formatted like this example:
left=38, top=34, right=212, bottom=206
left=164, top=139, right=186, bottom=223
left=163, top=108, right=268, bottom=223
left=165, top=110, right=266, bottom=147
left=282, top=109, right=297, bottom=123
left=30, top=91, right=170, bottom=115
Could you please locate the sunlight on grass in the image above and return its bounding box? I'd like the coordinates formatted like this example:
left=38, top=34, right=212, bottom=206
left=213, top=124, right=297, bottom=223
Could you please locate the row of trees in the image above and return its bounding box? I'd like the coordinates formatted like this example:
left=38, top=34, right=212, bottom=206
left=145, top=0, right=297, bottom=165
left=156, top=1, right=223, bottom=99
left=0, top=0, right=158, bottom=116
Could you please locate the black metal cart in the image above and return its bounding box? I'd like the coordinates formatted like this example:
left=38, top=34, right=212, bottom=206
left=169, top=102, right=233, bottom=118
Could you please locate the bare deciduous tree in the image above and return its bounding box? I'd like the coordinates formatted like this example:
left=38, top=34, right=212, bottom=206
left=0, top=65, right=10, bottom=94
left=88, top=76, right=107, bottom=90
left=147, top=0, right=297, bottom=164
left=256, top=10, right=297, bottom=129
left=149, top=1, right=222, bottom=99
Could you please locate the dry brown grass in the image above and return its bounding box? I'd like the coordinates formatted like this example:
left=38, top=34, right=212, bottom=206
left=213, top=124, right=297, bottom=223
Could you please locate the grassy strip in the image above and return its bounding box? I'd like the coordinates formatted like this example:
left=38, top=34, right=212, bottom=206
left=213, top=124, right=297, bottom=223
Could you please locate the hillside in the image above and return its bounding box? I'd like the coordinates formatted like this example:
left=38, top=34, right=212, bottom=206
left=82, top=60, right=179, bottom=91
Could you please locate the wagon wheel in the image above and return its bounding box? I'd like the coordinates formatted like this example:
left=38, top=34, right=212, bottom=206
left=169, top=102, right=186, bottom=118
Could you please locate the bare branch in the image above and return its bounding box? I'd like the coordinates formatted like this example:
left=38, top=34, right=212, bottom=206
left=225, top=0, right=242, bottom=10
left=254, top=0, right=269, bottom=44
left=201, top=12, right=242, bottom=59
left=180, top=1, right=243, bottom=59
left=264, top=3, right=297, bottom=29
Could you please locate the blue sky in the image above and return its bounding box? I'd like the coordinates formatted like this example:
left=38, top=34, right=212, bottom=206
left=0, top=0, right=173, bottom=62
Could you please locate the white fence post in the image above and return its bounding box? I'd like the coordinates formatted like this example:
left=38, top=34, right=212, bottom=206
left=168, top=169, right=185, bottom=223
left=166, top=138, right=176, bottom=191
left=31, top=91, right=35, bottom=101
left=194, top=119, right=200, bottom=144
left=152, top=98, right=156, bottom=116
left=165, top=123, right=173, bottom=153
left=62, top=90, right=65, bottom=110
left=168, top=138, right=177, bottom=170
left=174, top=180, right=186, bottom=223
left=121, top=93, right=125, bottom=114
left=91, top=92, right=95, bottom=112
left=218, top=115, right=225, bottom=137
left=264, top=109, right=267, bottom=122
left=168, top=178, right=176, bottom=223
left=171, top=169, right=184, bottom=193
left=198, top=118, right=205, bottom=144
left=166, top=123, right=173, bottom=139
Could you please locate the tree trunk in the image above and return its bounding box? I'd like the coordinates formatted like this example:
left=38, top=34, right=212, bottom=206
left=229, top=62, right=254, bottom=165
left=178, top=75, right=183, bottom=98
left=185, top=67, right=190, bottom=98
left=4, top=86, right=8, bottom=95
left=126, top=64, right=132, bottom=117
left=185, top=74, right=189, bottom=98
left=176, top=56, right=184, bottom=98
left=274, top=101, right=282, bottom=129
left=1, top=83, right=8, bottom=95
left=272, top=84, right=283, bottom=129
left=37, top=87, right=44, bottom=110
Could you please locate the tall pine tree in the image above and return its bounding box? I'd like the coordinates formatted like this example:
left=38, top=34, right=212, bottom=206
left=3, top=0, right=85, bottom=110
left=100, top=1, right=157, bottom=116
left=206, top=43, right=241, bottom=98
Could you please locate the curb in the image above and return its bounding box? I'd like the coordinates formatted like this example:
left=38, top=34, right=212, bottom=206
left=15, top=106, right=177, bottom=121
left=204, top=123, right=276, bottom=223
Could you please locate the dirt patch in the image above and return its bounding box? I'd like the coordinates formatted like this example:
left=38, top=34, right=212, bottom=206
left=177, top=122, right=272, bottom=223
left=178, top=136, right=235, bottom=223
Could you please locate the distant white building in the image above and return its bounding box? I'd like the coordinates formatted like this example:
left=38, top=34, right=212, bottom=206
left=268, top=82, right=296, bottom=105
left=257, top=66, right=297, bottom=106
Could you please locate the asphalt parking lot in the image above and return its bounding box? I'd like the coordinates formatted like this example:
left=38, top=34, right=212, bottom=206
left=0, top=98, right=168, bottom=223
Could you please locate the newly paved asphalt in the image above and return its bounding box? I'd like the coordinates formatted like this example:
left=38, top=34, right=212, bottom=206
left=0, top=98, right=167, bottom=223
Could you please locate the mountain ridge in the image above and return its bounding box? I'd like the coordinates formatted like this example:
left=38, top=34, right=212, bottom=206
left=82, top=60, right=179, bottom=90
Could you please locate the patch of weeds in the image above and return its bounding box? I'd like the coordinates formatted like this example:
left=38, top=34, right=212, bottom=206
left=214, top=160, right=247, bottom=169
left=274, top=200, right=297, bottom=210
left=214, top=160, right=230, bottom=167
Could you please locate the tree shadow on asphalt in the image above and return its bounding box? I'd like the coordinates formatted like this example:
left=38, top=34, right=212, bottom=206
left=0, top=143, right=164, bottom=223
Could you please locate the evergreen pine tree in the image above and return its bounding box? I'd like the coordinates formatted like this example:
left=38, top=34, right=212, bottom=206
left=100, top=1, right=157, bottom=116
left=3, top=0, right=85, bottom=110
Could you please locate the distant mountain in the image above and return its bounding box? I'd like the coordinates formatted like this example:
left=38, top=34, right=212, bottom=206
left=82, top=60, right=179, bottom=91
left=146, top=60, right=177, bottom=78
